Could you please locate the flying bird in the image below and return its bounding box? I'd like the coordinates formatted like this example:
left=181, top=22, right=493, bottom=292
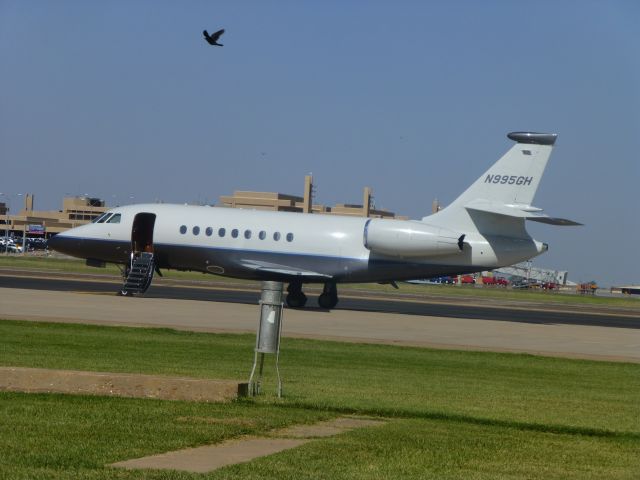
left=203, top=29, right=225, bottom=46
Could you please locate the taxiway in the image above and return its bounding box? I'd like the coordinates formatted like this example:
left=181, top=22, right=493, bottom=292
left=0, top=274, right=638, bottom=363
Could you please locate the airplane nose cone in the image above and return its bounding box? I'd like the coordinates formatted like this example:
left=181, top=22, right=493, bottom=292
left=47, top=234, right=81, bottom=256
left=47, top=235, right=59, bottom=250
left=47, top=234, right=63, bottom=251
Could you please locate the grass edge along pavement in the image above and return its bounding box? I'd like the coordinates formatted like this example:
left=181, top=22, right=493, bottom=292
left=1, top=255, right=639, bottom=309
left=1, top=319, right=639, bottom=479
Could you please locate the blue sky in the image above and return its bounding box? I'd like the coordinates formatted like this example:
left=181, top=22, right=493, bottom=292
left=1, top=1, right=638, bottom=286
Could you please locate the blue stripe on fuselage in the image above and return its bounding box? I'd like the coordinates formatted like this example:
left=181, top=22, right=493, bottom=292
left=49, top=235, right=485, bottom=283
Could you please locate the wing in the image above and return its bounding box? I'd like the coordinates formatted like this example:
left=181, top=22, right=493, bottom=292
left=211, top=28, right=225, bottom=41
left=240, top=259, right=332, bottom=281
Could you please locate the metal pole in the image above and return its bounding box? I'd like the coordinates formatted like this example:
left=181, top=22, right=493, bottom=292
left=1, top=194, right=10, bottom=256
left=248, top=281, right=284, bottom=397
left=4, top=204, right=8, bottom=256
left=12, top=193, right=26, bottom=255
left=22, top=223, right=27, bottom=255
left=275, top=306, right=284, bottom=398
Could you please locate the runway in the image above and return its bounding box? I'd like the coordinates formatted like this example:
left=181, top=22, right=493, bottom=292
left=1, top=273, right=639, bottom=362
left=1, top=273, right=638, bottom=329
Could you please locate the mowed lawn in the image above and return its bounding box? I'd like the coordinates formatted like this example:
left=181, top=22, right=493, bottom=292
left=1, top=319, right=639, bottom=479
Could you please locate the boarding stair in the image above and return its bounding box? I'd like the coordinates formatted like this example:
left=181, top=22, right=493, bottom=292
left=121, top=252, right=155, bottom=295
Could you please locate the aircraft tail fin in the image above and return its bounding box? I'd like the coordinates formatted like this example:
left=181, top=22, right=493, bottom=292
left=449, top=132, right=557, bottom=208
left=425, top=132, right=580, bottom=235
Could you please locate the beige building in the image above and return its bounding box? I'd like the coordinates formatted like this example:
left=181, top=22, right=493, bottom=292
left=1, top=177, right=405, bottom=239
left=219, top=176, right=403, bottom=219
left=1, top=195, right=108, bottom=238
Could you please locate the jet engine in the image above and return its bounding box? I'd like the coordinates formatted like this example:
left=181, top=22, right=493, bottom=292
left=363, top=219, right=464, bottom=257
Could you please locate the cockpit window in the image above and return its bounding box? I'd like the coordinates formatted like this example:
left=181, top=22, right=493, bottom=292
left=94, top=213, right=112, bottom=223
left=106, top=213, right=121, bottom=224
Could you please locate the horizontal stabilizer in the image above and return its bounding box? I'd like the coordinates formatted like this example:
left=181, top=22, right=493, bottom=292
left=465, top=200, right=582, bottom=226
left=525, top=216, right=582, bottom=226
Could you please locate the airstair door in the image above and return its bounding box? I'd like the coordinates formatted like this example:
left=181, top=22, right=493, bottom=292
left=131, top=212, right=156, bottom=254
left=121, top=213, right=156, bottom=296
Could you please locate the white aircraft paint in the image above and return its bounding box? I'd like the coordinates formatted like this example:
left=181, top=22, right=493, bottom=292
left=49, top=132, right=580, bottom=308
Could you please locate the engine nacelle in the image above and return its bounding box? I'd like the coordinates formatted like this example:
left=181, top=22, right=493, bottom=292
left=363, top=219, right=463, bottom=257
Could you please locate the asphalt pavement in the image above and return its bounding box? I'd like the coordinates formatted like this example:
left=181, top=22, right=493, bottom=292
left=0, top=273, right=638, bottom=329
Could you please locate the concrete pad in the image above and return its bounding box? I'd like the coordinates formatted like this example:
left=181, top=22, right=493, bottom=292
left=0, top=366, right=247, bottom=402
left=274, top=417, right=386, bottom=438
left=111, top=438, right=309, bottom=473
left=111, top=416, right=386, bottom=473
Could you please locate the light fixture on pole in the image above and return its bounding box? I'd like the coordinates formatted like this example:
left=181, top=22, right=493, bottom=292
left=16, top=193, right=27, bottom=255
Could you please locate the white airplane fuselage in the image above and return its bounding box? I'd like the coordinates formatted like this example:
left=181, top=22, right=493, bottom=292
left=49, top=132, right=579, bottom=308
left=51, top=203, right=545, bottom=283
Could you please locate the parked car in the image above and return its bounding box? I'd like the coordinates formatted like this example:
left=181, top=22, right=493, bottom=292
left=512, top=279, right=540, bottom=289
left=429, top=276, right=455, bottom=284
left=1, top=243, right=21, bottom=253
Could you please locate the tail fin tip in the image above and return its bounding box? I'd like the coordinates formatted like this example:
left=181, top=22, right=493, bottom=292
left=507, top=132, right=557, bottom=146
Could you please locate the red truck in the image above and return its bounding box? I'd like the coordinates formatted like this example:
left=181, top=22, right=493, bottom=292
left=482, top=276, right=508, bottom=286
left=482, top=277, right=509, bottom=287
left=454, top=275, right=476, bottom=284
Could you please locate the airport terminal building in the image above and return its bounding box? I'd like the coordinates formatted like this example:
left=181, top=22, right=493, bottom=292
left=0, top=176, right=404, bottom=240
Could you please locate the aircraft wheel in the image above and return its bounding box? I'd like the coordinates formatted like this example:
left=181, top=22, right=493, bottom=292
left=318, top=293, right=338, bottom=309
left=286, top=292, right=307, bottom=308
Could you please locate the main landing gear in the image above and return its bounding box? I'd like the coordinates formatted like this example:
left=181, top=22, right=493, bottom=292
left=286, top=281, right=307, bottom=308
left=318, top=282, right=338, bottom=309
left=286, top=281, right=339, bottom=310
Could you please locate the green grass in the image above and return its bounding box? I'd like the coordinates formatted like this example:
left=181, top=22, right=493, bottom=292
left=2, top=255, right=639, bottom=308
left=227, top=419, right=640, bottom=480
left=0, top=255, right=253, bottom=284
left=1, top=319, right=639, bottom=478
left=346, top=281, right=640, bottom=307
left=0, top=393, right=331, bottom=480
left=0, top=255, right=121, bottom=274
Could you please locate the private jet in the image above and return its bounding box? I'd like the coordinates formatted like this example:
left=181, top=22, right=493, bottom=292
left=48, top=132, right=580, bottom=309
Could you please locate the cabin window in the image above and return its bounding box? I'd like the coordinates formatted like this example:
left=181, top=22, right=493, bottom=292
left=231, top=229, right=239, bottom=238
left=259, top=231, right=266, bottom=240
left=244, top=230, right=251, bottom=239
left=273, top=232, right=281, bottom=241
left=180, top=225, right=187, bottom=234
left=193, top=226, right=200, bottom=235
left=93, top=213, right=111, bottom=223
left=286, top=232, right=294, bottom=242
left=218, top=227, right=226, bottom=237
left=205, top=227, right=213, bottom=236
